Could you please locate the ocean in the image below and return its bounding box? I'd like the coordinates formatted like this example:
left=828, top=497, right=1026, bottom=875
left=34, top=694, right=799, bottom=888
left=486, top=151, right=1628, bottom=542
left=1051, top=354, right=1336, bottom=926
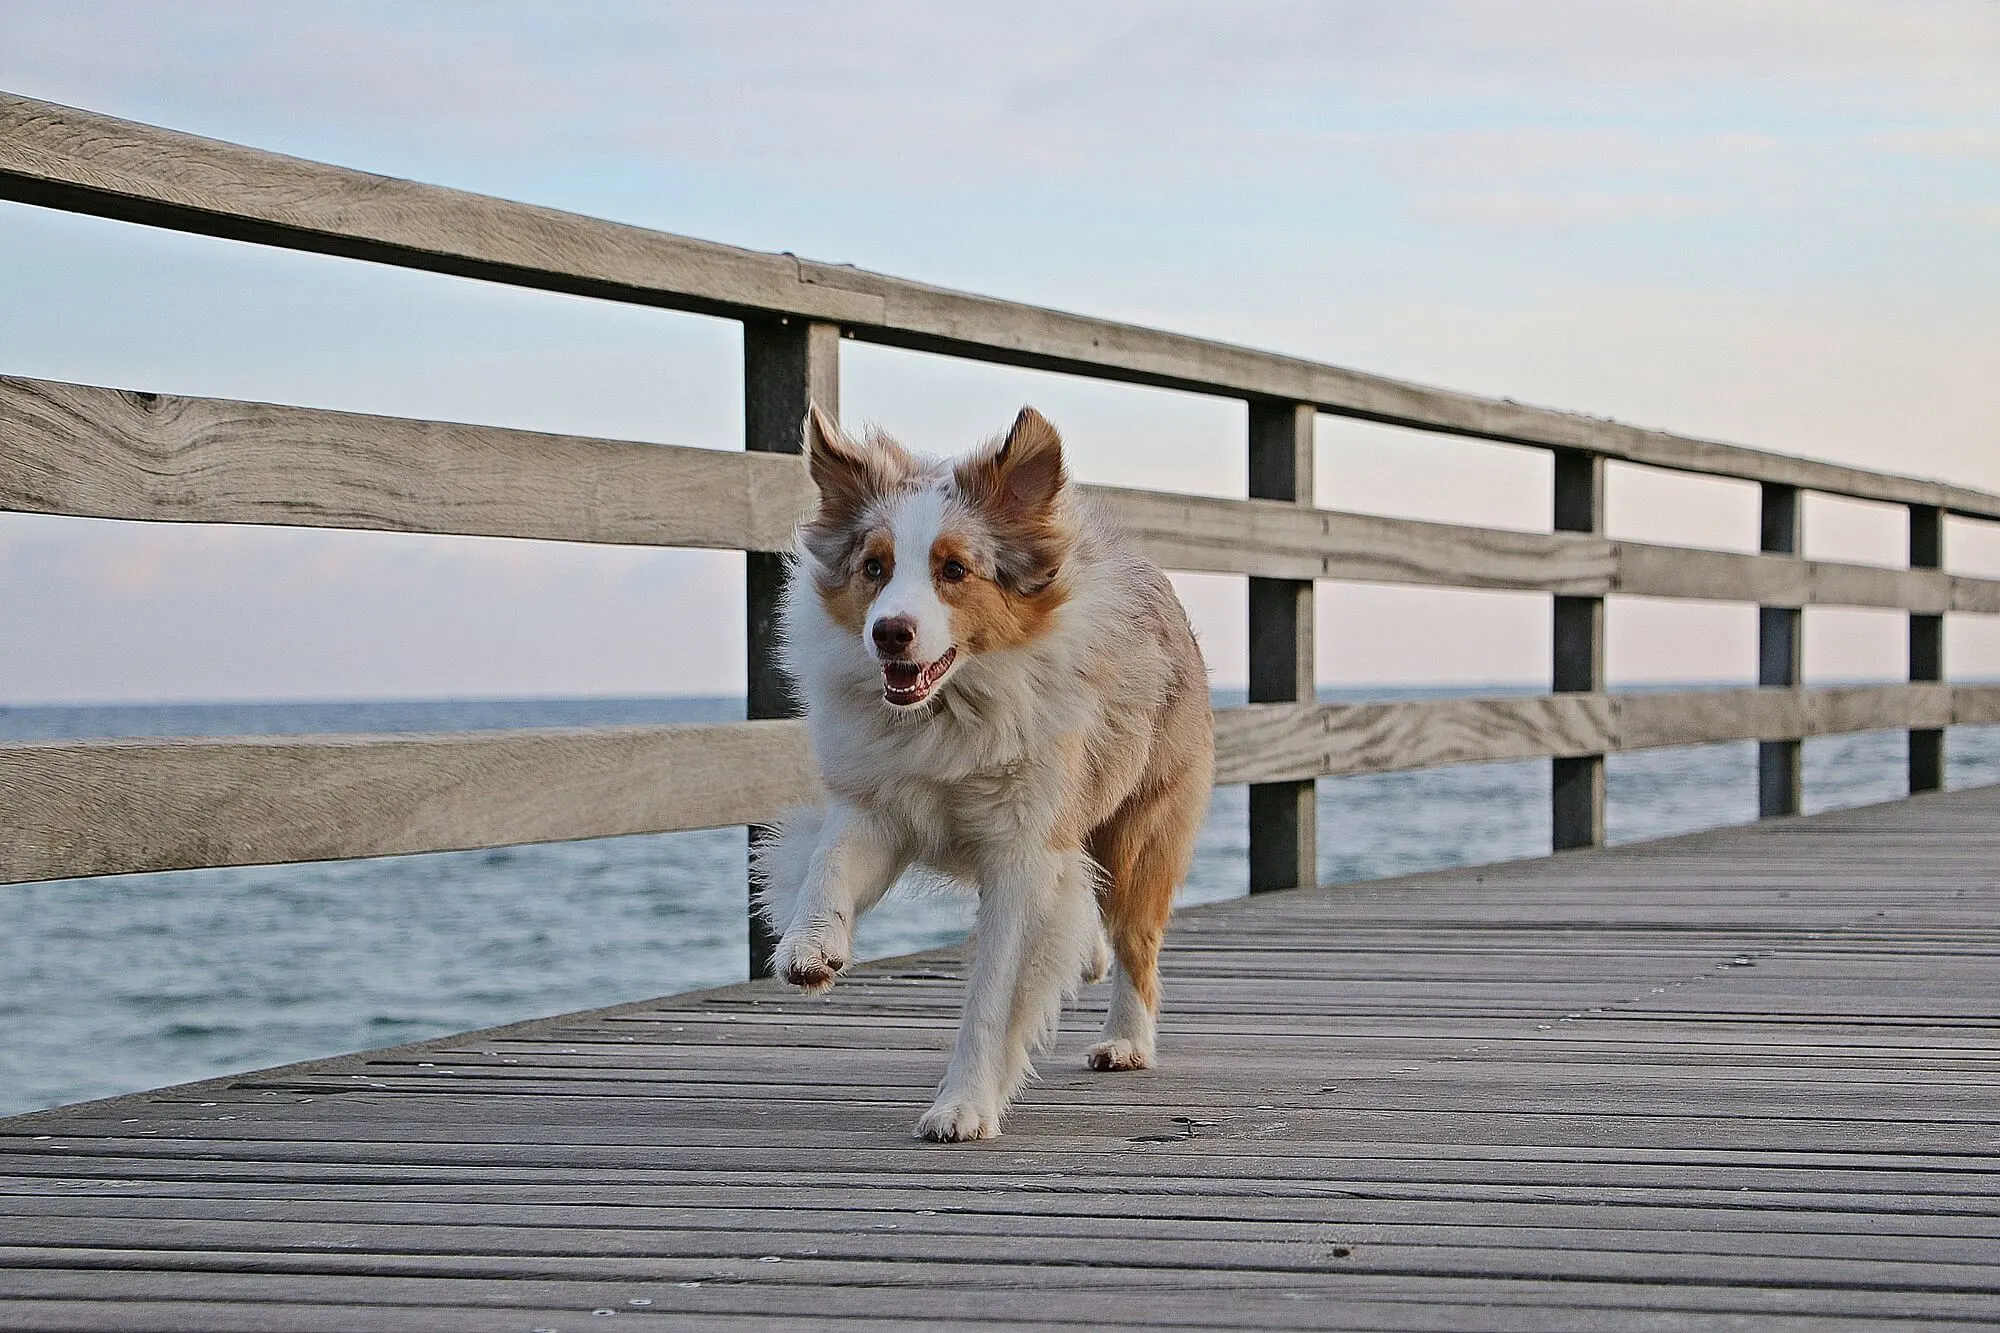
left=4, top=691, right=1996, bottom=1118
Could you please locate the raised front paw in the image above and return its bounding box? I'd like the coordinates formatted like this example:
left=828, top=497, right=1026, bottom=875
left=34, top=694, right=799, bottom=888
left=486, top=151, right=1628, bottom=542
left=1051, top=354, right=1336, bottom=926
left=913, top=1095, right=1001, bottom=1142
left=771, top=924, right=850, bottom=995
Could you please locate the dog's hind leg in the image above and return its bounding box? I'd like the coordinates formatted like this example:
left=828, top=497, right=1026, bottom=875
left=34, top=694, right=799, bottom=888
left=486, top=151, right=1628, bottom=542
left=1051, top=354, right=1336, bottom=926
left=766, top=801, right=908, bottom=994
left=1086, top=764, right=1207, bottom=1072
left=916, top=845, right=1095, bottom=1142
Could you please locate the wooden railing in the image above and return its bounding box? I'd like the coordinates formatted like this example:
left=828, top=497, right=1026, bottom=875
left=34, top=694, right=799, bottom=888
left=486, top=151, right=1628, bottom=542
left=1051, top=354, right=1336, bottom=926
left=4, top=92, right=1998, bottom=975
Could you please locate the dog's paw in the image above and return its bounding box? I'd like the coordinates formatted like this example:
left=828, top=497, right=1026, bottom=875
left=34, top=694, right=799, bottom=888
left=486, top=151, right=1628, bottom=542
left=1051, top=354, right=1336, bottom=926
left=1084, top=1038, right=1153, bottom=1072
left=913, top=1096, right=1001, bottom=1142
left=771, top=927, right=849, bottom=995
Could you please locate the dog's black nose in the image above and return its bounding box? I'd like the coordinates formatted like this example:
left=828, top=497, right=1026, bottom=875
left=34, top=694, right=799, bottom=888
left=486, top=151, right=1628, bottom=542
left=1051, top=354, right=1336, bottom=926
left=872, top=616, right=917, bottom=656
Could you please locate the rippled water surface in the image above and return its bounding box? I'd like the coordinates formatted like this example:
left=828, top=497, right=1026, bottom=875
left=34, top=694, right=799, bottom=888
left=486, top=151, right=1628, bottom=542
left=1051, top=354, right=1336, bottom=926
left=5, top=693, right=1996, bottom=1117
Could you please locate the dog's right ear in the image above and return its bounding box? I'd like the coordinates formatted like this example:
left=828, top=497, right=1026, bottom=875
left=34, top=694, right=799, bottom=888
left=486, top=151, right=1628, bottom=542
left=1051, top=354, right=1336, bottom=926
left=803, top=403, right=868, bottom=508
left=803, top=405, right=913, bottom=520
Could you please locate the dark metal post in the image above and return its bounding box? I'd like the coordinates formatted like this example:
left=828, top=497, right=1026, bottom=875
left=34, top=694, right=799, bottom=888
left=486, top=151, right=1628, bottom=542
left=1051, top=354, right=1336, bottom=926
left=743, top=318, right=840, bottom=978
left=1247, top=400, right=1317, bottom=892
left=1909, top=504, right=1945, bottom=793
left=1758, top=484, right=1803, bottom=817
left=1552, top=449, right=1605, bottom=850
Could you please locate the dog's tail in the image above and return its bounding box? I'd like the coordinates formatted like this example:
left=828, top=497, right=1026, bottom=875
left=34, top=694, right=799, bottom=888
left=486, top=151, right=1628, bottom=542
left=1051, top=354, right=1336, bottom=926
left=748, top=805, right=825, bottom=942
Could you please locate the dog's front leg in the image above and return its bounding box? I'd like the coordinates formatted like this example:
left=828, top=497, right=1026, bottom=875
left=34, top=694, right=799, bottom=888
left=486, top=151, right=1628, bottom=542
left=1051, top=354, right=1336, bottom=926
left=916, top=845, right=1096, bottom=1142
left=770, top=802, right=907, bottom=994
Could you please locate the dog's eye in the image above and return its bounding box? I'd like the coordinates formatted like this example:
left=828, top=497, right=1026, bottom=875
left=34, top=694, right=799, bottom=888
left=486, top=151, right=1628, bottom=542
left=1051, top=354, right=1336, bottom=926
left=862, top=557, right=885, bottom=579
left=939, top=559, right=968, bottom=583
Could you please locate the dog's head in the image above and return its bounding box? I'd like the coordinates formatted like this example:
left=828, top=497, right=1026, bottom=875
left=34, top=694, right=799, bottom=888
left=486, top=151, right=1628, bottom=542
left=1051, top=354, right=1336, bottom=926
left=799, top=405, right=1074, bottom=710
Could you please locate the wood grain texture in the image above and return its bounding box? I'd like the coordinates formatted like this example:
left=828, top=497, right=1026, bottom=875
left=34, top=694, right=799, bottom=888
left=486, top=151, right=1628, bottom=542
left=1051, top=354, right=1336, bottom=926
left=1952, top=684, right=2000, bottom=726
left=0, top=374, right=814, bottom=550
left=1615, top=541, right=1959, bottom=612
left=1215, top=695, right=1615, bottom=785
left=7, top=686, right=1988, bottom=885
left=0, top=723, right=817, bottom=886
left=7, top=90, right=2000, bottom=519
left=1092, top=485, right=1613, bottom=591
left=6, top=788, right=1999, bottom=1328
left=1216, top=685, right=1968, bottom=786
left=15, top=373, right=2000, bottom=616
left=1613, top=684, right=1952, bottom=751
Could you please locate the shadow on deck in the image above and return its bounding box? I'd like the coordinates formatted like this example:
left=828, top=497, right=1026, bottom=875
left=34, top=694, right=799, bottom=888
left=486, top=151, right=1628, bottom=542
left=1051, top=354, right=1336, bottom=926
left=4, top=787, right=1998, bottom=1331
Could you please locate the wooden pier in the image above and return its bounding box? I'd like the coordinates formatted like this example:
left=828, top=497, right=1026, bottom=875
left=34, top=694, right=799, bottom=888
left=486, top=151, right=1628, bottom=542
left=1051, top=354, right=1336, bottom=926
left=5, top=92, right=2000, bottom=1328
left=6, top=787, right=1998, bottom=1330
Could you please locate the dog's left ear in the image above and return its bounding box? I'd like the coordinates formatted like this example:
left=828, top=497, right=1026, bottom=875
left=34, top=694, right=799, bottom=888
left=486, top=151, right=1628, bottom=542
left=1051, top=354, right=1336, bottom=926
left=959, top=407, right=1067, bottom=523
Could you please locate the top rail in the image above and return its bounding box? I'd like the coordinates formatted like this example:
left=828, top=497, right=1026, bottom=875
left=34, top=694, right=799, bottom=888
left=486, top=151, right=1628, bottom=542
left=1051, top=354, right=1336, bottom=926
left=4, top=90, right=1998, bottom=520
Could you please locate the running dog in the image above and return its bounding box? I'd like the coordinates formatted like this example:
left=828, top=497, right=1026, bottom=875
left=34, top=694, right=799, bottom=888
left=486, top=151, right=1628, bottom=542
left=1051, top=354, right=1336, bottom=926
left=753, top=405, right=1213, bottom=1141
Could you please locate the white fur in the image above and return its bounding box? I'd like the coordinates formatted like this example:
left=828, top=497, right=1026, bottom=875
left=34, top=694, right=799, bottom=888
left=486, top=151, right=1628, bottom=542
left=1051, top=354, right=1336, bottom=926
left=755, top=450, right=1200, bottom=1141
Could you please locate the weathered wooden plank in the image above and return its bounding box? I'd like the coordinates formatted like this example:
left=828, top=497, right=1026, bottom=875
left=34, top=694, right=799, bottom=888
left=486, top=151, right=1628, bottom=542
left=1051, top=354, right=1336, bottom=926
left=0, top=374, right=1615, bottom=590
left=1094, top=486, right=1613, bottom=591
left=16, top=373, right=2000, bottom=618
left=1953, top=684, right=2000, bottom=726
left=7, top=91, right=2000, bottom=519
left=14, top=1189, right=1997, bottom=1244
left=11, top=1212, right=2000, bottom=1290
left=0, top=722, right=817, bottom=885
left=0, top=373, right=814, bottom=549
left=1215, top=695, right=1614, bottom=785
left=1614, top=540, right=1971, bottom=614
left=11, top=1201, right=2000, bottom=1279
left=1613, top=684, right=1952, bottom=752
left=7, top=686, right=1982, bottom=886
left=1213, top=684, right=1967, bottom=785
left=4, top=1273, right=1989, bottom=1333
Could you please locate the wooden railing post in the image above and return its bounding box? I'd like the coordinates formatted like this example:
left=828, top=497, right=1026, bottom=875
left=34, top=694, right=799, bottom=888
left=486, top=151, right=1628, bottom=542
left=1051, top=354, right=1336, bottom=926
left=1247, top=401, right=1317, bottom=892
left=1909, top=504, right=1946, bottom=793
left=743, top=317, right=840, bottom=978
left=1551, top=449, right=1605, bottom=849
left=1758, top=484, right=1804, bottom=817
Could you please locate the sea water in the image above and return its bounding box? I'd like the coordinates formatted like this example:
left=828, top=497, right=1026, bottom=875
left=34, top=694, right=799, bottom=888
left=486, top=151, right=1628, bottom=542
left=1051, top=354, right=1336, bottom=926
left=4, top=691, right=1996, bottom=1118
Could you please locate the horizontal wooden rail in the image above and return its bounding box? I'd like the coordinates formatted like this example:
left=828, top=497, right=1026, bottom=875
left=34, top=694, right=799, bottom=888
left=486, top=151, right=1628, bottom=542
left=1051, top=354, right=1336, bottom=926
left=9, top=375, right=2000, bottom=612
left=1216, top=684, right=1997, bottom=785
left=6, top=91, right=2000, bottom=520
left=8, top=685, right=1996, bottom=886
left=0, top=722, right=818, bottom=885
left=0, top=373, right=814, bottom=550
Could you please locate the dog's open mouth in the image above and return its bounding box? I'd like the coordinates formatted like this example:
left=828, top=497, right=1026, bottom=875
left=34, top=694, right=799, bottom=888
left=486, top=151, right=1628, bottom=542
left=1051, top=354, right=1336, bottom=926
left=882, top=648, right=957, bottom=707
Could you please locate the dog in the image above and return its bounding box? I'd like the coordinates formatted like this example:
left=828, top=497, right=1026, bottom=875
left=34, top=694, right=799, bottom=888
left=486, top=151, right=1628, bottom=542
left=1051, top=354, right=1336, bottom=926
left=752, top=403, right=1213, bottom=1141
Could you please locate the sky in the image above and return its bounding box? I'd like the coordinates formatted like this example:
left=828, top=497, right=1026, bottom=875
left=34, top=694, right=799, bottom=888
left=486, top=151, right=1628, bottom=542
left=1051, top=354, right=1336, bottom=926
left=2, top=0, right=1997, bottom=702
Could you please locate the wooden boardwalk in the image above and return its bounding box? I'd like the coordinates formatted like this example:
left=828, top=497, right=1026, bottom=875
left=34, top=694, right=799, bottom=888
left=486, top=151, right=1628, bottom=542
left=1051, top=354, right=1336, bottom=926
left=4, top=788, right=1998, bottom=1331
